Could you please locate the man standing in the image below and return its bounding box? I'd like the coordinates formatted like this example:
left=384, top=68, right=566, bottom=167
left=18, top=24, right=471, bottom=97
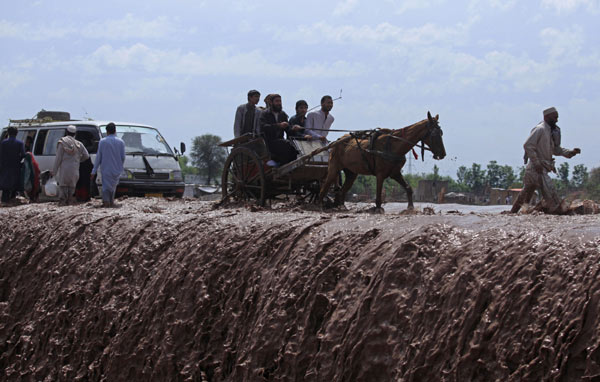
left=233, top=89, right=261, bottom=138
left=286, top=100, right=312, bottom=139
left=511, top=107, right=580, bottom=214
left=259, top=94, right=298, bottom=166
left=305, top=95, right=335, bottom=142
left=51, top=125, right=90, bottom=205
left=0, top=126, right=25, bottom=204
left=92, top=122, right=125, bottom=207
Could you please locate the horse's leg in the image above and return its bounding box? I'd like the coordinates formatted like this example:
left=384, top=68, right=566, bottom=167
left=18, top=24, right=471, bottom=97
left=390, top=172, right=414, bottom=210
left=319, top=164, right=340, bottom=207
left=335, top=169, right=357, bottom=206
left=374, top=174, right=385, bottom=213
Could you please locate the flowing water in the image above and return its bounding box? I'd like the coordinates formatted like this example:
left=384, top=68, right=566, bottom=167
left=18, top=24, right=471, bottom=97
left=1, top=199, right=600, bottom=381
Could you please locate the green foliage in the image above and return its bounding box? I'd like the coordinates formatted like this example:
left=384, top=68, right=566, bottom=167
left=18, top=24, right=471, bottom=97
left=178, top=155, right=199, bottom=176
left=584, top=167, right=600, bottom=201
left=190, top=134, right=227, bottom=184
left=572, top=164, right=588, bottom=190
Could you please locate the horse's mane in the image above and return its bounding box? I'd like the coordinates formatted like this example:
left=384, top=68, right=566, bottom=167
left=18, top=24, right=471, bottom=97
left=391, top=119, right=428, bottom=136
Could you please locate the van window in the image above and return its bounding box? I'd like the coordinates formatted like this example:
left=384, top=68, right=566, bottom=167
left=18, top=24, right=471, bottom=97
left=17, top=130, right=37, bottom=152
left=34, top=130, right=48, bottom=155
left=75, top=126, right=100, bottom=154
left=42, top=129, right=66, bottom=156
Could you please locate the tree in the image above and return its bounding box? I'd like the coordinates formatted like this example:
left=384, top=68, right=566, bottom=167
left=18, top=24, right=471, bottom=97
left=500, top=165, right=516, bottom=189
left=190, top=134, right=227, bottom=184
left=486, top=160, right=502, bottom=188
left=432, top=165, right=441, bottom=181
left=463, top=163, right=486, bottom=194
left=572, top=164, right=588, bottom=190
left=585, top=167, right=600, bottom=201
left=456, top=166, right=467, bottom=185
left=558, top=162, right=570, bottom=189
left=178, top=155, right=199, bottom=177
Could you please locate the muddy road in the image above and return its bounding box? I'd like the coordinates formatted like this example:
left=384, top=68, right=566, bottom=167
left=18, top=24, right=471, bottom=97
left=1, top=198, right=600, bottom=381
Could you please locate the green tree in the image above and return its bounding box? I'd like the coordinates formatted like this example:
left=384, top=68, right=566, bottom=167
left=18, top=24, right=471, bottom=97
left=456, top=166, right=467, bottom=185
left=486, top=160, right=502, bottom=187
left=178, top=155, right=199, bottom=177
left=572, top=164, right=589, bottom=190
left=190, top=134, right=227, bottom=184
left=500, top=165, right=516, bottom=189
left=585, top=168, right=600, bottom=200
left=558, top=162, right=570, bottom=189
left=463, top=163, right=486, bottom=194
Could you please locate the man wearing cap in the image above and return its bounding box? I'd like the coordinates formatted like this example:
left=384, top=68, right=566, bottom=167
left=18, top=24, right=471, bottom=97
left=51, top=125, right=90, bottom=205
left=234, top=89, right=261, bottom=138
left=511, top=107, right=581, bottom=214
left=92, top=122, right=125, bottom=207
left=305, top=95, right=334, bottom=142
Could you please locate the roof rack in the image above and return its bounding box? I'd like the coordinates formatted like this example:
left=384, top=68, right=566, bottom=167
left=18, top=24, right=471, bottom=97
left=8, top=110, right=73, bottom=127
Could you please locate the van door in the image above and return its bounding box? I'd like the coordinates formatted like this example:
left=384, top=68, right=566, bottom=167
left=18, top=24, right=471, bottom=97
left=34, top=127, right=66, bottom=172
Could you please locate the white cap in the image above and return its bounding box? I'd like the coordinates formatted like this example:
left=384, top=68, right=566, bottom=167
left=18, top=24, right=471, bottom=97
left=67, top=125, right=77, bottom=133
left=543, top=107, right=558, bottom=116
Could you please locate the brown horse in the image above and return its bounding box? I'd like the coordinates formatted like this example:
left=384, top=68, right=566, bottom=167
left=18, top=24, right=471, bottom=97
left=319, top=112, right=446, bottom=212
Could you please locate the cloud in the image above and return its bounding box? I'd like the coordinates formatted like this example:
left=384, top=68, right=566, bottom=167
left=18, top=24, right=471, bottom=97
left=0, top=14, right=174, bottom=41
left=334, top=0, right=359, bottom=16
left=81, top=43, right=366, bottom=78
left=384, top=0, right=447, bottom=14
left=540, top=26, right=584, bottom=58
left=541, top=0, right=600, bottom=12
left=280, top=21, right=471, bottom=47
left=0, top=70, right=31, bottom=96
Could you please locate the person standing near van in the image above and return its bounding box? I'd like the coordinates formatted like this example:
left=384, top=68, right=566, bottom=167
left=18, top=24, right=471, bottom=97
left=0, top=126, right=25, bottom=204
left=91, top=122, right=125, bottom=207
left=51, top=125, right=89, bottom=205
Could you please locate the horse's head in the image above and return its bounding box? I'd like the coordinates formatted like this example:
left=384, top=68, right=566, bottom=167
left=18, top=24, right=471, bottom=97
left=422, top=111, right=446, bottom=160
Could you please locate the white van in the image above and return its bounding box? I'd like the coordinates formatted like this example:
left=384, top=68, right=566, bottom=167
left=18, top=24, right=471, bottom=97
left=2, top=111, right=186, bottom=198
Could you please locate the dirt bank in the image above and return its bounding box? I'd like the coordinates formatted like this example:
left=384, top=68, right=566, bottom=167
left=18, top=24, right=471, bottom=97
left=1, top=199, right=600, bottom=381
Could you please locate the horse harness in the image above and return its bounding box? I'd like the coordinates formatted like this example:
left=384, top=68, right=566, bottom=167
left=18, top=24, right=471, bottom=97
left=348, top=121, right=438, bottom=175
left=349, top=129, right=406, bottom=175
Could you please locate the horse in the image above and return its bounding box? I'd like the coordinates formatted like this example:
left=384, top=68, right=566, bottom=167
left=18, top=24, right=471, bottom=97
left=318, top=111, right=446, bottom=212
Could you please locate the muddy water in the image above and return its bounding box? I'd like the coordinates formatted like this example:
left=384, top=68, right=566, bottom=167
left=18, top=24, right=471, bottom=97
left=1, top=199, right=600, bottom=381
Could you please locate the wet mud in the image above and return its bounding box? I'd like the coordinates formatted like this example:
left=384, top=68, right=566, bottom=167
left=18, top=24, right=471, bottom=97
left=1, top=199, right=600, bottom=381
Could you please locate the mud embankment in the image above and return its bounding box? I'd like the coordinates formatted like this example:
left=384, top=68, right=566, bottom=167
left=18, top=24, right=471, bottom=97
left=1, top=200, right=600, bottom=381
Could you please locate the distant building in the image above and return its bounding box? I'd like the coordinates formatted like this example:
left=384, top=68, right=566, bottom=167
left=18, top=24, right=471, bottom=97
left=488, top=188, right=522, bottom=205
left=415, top=180, right=448, bottom=202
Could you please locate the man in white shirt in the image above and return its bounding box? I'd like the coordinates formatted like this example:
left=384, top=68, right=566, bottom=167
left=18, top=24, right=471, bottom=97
left=510, top=107, right=580, bottom=214
left=305, top=95, right=334, bottom=141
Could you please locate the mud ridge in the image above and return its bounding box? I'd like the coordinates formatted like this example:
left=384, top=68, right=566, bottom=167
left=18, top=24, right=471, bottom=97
left=1, top=201, right=600, bottom=381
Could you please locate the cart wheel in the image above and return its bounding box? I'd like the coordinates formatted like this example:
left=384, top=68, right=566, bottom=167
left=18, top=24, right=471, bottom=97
left=221, top=147, right=266, bottom=206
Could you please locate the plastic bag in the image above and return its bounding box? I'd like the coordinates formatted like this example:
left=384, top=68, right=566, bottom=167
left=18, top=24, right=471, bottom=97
left=44, top=177, right=58, bottom=197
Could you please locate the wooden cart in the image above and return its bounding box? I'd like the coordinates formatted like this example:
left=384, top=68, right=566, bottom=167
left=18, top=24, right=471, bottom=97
left=219, top=135, right=348, bottom=206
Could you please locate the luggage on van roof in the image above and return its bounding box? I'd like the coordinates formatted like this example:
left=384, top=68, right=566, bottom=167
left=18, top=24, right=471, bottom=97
left=8, top=110, right=72, bottom=126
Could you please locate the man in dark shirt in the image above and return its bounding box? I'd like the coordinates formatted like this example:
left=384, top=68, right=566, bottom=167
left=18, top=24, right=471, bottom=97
left=0, top=126, right=26, bottom=204
left=287, top=100, right=312, bottom=139
left=259, top=94, right=298, bottom=166
left=233, top=89, right=261, bottom=137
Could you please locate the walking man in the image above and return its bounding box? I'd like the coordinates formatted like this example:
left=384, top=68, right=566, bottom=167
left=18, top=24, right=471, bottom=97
left=91, top=122, right=125, bottom=207
left=305, top=95, right=335, bottom=141
left=51, top=125, right=90, bottom=205
left=0, top=126, right=25, bottom=204
left=234, top=89, right=261, bottom=138
left=511, top=107, right=580, bottom=214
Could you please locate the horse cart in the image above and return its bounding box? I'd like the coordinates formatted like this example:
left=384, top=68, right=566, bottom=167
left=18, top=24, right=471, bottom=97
left=219, top=135, right=347, bottom=206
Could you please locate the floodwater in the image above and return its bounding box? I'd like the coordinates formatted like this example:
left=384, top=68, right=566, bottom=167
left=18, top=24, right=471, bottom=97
left=1, top=198, right=600, bottom=381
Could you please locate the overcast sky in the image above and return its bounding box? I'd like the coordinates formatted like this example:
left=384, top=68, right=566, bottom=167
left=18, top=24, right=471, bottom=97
left=1, top=0, right=598, bottom=177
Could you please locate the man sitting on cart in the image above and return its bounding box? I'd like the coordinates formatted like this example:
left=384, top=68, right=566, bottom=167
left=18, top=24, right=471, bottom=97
left=259, top=94, right=298, bottom=167
left=286, top=99, right=312, bottom=140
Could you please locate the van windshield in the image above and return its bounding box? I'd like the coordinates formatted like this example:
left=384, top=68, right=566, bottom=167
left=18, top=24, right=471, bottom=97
left=101, top=125, right=173, bottom=156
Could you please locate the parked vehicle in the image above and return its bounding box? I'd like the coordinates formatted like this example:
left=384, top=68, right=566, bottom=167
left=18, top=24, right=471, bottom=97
left=2, top=110, right=186, bottom=198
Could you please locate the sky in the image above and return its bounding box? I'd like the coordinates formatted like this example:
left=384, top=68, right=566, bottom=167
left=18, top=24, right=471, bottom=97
left=1, top=0, right=599, bottom=177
